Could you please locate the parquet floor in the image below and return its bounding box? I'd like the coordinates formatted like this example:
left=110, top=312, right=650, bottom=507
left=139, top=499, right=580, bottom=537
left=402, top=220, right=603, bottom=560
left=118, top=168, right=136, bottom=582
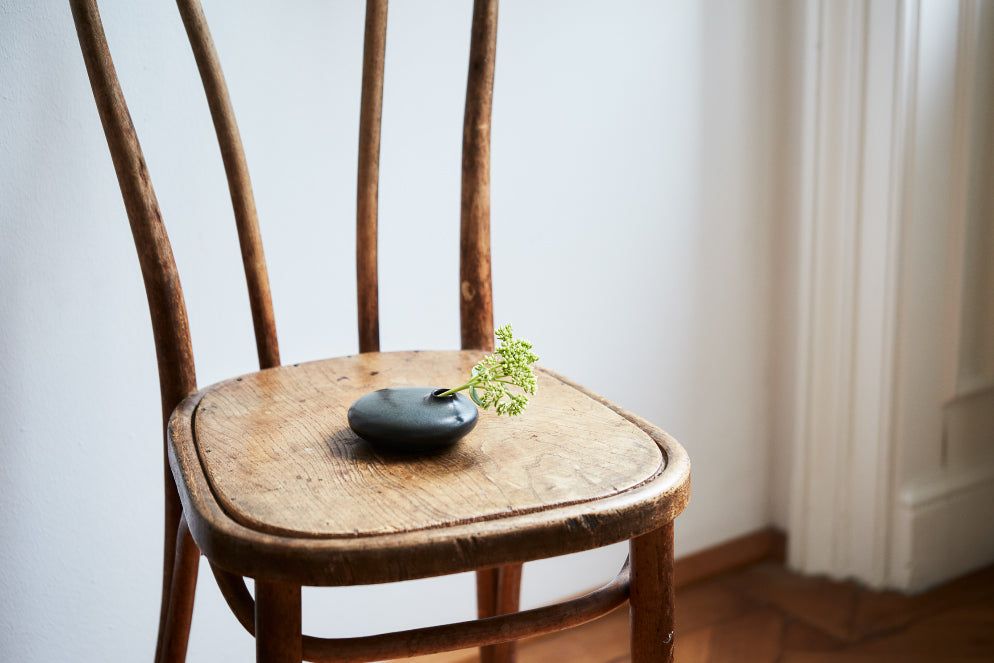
left=406, top=561, right=994, bottom=663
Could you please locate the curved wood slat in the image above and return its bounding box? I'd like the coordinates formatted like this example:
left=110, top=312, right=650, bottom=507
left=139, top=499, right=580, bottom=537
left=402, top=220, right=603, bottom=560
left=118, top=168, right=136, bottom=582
left=176, top=0, right=280, bottom=370
left=356, top=0, right=388, bottom=354
left=157, top=515, right=201, bottom=663
left=211, top=563, right=257, bottom=633
left=69, top=4, right=199, bottom=658
left=460, top=0, right=499, bottom=351
left=156, top=469, right=184, bottom=661
left=210, top=559, right=630, bottom=663
left=459, top=4, right=512, bottom=644
left=69, top=0, right=197, bottom=436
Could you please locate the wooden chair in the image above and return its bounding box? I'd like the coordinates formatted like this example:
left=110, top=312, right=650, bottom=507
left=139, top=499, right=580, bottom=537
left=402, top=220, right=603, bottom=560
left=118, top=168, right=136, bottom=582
left=70, top=1, right=691, bottom=662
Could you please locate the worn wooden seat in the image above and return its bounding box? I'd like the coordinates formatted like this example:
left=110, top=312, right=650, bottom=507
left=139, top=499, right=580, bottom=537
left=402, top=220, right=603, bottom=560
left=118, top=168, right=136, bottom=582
left=172, top=351, right=684, bottom=583
left=71, top=1, right=690, bottom=662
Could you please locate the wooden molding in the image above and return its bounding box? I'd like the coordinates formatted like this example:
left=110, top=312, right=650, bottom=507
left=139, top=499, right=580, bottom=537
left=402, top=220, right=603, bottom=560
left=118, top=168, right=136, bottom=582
left=893, top=464, right=994, bottom=592
left=789, top=0, right=919, bottom=586
left=674, top=528, right=786, bottom=589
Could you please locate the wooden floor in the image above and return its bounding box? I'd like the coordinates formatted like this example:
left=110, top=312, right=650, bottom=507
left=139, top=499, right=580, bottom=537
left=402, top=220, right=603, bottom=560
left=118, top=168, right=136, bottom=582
left=406, top=561, right=994, bottom=663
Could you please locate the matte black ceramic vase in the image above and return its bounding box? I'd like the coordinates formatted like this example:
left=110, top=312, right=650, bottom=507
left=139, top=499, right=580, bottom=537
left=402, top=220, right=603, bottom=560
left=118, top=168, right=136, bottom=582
left=347, top=386, right=479, bottom=453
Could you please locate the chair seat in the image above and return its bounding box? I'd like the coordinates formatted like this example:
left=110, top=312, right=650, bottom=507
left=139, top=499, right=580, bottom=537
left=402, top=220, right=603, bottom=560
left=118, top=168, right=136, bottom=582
left=168, top=350, right=690, bottom=587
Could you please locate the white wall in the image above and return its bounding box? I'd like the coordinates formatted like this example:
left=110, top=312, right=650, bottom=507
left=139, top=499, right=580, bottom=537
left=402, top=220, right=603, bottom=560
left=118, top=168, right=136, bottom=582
left=1, top=1, right=794, bottom=661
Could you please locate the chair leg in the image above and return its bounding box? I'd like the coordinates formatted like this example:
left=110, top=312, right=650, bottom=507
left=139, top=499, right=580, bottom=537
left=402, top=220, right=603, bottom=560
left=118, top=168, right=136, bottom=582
left=476, top=563, right=522, bottom=663
left=155, top=475, right=185, bottom=663
left=158, top=514, right=201, bottom=663
left=629, top=521, right=676, bottom=663
left=255, top=579, right=302, bottom=663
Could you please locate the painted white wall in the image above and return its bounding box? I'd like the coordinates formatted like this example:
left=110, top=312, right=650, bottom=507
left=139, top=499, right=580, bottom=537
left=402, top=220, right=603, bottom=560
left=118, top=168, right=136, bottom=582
left=2, top=0, right=795, bottom=661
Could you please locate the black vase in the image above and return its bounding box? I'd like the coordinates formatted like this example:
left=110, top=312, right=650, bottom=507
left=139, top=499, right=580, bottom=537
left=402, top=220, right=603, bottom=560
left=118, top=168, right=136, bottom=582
left=347, top=386, right=479, bottom=453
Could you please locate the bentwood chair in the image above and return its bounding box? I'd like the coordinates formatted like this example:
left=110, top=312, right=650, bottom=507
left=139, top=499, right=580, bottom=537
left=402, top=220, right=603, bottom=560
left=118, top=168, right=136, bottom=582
left=71, top=1, right=691, bottom=662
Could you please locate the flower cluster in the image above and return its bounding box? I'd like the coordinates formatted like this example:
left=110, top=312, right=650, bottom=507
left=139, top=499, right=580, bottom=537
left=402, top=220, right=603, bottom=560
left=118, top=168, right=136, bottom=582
left=438, top=325, right=539, bottom=416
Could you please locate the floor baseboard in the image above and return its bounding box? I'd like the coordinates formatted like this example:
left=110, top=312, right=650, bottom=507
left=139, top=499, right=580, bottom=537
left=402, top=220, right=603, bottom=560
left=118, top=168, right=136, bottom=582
left=674, top=527, right=786, bottom=588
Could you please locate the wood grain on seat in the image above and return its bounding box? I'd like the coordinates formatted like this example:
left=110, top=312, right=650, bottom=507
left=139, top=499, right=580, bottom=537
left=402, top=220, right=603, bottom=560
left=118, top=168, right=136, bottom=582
left=192, top=351, right=663, bottom=539
left=168, top=351, right=690, bottom=587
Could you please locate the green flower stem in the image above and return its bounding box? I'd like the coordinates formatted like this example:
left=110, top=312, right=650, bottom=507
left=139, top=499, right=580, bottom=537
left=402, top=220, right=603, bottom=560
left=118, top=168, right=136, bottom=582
left=436, top=379, right=481, bottom=398
left=435, top=325, right=539, bottom=416
left=437, top=373, right=516, bottom=398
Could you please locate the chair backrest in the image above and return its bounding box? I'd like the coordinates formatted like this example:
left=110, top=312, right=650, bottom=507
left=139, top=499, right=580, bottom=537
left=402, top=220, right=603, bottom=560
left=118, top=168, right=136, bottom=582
left=70, top=0, right=499, bottom=429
